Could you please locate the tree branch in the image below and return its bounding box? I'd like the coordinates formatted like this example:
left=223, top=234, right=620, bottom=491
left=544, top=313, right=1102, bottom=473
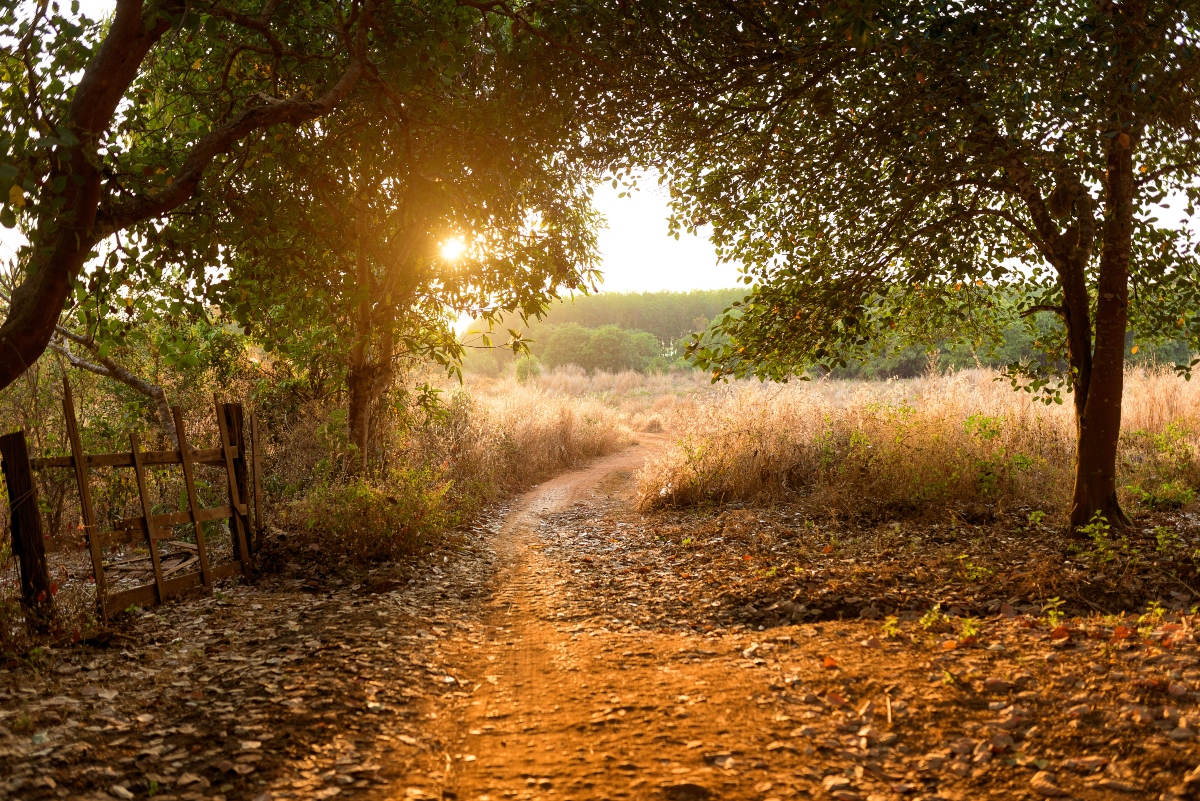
left=1019, top=304, right=1065, bottom=318
left=96, top=0, right=376, bottom=235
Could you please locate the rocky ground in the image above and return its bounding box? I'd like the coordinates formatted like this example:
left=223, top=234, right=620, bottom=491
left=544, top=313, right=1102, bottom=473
left=3, top=440, right=1200, bottom=801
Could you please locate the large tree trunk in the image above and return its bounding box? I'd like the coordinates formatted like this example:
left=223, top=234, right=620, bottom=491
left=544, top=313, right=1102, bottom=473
left=347, top=203, right=374, bottom=477
left=1068, top=141, right=1135, bottom=530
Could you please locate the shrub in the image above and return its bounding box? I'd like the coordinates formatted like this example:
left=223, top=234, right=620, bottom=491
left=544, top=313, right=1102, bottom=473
left=514, top=355, right=542, bottom=384
left=283, top=468, right=453, bottom=564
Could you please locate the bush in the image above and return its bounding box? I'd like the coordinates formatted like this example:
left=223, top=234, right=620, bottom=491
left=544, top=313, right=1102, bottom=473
left=514, top=355, right=542, bottom=384
left=283, top=468, right=453, bottom=564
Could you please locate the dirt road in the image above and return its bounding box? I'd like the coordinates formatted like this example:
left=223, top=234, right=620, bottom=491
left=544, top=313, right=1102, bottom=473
left=5, top=439, right=1200, bottom=801
left=417, top=438, right=820, bottom=801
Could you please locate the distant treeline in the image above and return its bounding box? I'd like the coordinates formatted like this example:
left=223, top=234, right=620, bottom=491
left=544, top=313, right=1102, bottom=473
left=462, top=289, right=744, bottom=375
left=831, top=319, right=1192, bottom=380
left=462, top=288, right=1192, bottom=378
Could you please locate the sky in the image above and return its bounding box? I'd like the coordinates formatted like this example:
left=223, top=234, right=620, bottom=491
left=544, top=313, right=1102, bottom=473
left=590, top=181, right=740, bottom=293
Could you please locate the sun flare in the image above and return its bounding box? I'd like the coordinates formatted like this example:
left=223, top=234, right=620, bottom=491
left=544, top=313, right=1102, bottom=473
left=440, top=237, right=467, bottom=262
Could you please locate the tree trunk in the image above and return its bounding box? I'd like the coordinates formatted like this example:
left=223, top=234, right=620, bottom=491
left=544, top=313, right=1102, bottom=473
left=347, top=202, right=374, bottom=477
left=1068, top=141, right=1135, bottom=530
left=346, top=364, right=372, bottom=477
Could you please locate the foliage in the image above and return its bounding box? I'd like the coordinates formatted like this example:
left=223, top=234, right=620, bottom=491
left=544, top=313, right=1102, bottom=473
left=526, top=289, right=743, bottom=351
left=606, top=0, right=1200, bottom=524
left=514, top=356, right=542, bottom=385
left=538, top=323, right=667, bottom=375
left=285, top=471, right=453, bottom=565
left=463, top=290, right=744, bottom=375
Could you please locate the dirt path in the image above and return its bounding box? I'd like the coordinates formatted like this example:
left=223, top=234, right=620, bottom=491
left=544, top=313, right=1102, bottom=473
left=405, top=440, right=1200, bottom=801
left=6, top=440, right=1200, bottom=801
left=422, top=438, right=800, bottom=801
left=399, top=439, right=770, bottom=800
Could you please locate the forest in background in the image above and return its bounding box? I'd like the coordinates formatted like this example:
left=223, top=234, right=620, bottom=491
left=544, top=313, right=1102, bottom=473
left=461, top=289, right=1194, bottom=380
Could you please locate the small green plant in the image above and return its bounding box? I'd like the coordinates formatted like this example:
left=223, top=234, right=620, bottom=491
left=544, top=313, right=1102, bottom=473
left=919, top=605, right=950, bottom=630
left=149, top=780, right=159, bottom=797
left=964, top=414, right=1002, bottom=441
left=1028, top=510, right=1046, bottom=528
left=881, top=615, right=901, bottom=638
left=957, top=554, right=994, bottom=581
left=942, top=669, right=957, bottom=685
left=681, top=537, right=694, bottom=547
left=1128, top=481, right=1197, bottom=511
left=10, top=716, right=31, bottom=732
left=960, top=617, right=980, bottom=639
left=1155, top=526, right=1183, bottom=553
left=1042, top=597, right=1066, bottom=628
left=1078, top=512, right=1134, bottom=563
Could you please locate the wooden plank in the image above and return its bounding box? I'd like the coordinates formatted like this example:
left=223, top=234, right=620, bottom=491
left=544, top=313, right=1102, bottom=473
left=0, top=431, right=53, bottom=619
left=129, top=433, right=167, bottom=604
left=173, top=406, right=213, bottom=590
left=102, top=560, right=244, bottom=615
left=62, top=378, right=105, bottom=610
left=250, top=412, right=264, bottom=553
left=31, top=447, right=225, bottom=470
left=216, top=397, right=253, bottom=580
left=111, top=504, right=234, bottom=534
left=223, top=403, right=252, bottom=560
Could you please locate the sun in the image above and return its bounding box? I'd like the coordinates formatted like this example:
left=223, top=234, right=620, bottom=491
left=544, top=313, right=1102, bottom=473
left=440, top=237, right=467, bottom=262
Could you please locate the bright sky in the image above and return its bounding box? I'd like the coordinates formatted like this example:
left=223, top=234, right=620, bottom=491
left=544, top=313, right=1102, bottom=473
left=591, top=180, right=740, bottom=293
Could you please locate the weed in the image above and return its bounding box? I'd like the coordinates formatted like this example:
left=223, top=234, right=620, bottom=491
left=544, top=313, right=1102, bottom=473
left=881, top=616, right=901, bottom=638
left=1128, top=480, right=1197, bottom=510
left=1028, top=510, right=1046, bottom=528
left=957, top=554, right=994, bottom=581
left=1042, top=597, right=1066, bottom=628
left=920, top=605, right=950, bottom=630
left=960, top=617, right=980, bottom=639
left=1156, top=526, right=1183, bottom=553
left=1079, top=512, right=1135, bottom=564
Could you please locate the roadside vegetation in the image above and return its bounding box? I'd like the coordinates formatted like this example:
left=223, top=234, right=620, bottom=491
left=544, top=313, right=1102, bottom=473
left=639, top=366, right=1200, bottom=522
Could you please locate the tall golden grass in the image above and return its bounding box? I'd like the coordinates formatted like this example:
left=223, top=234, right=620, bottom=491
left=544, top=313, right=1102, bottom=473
left=273, top=379, right=638, bottom=564
left=637, top=367, right=1200, bottom=520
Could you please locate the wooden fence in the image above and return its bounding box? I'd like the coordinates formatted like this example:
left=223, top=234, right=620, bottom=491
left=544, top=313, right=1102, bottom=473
left=0, top=378, right=263, bottom=619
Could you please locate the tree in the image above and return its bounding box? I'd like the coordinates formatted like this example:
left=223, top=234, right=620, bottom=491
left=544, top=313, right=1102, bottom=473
left=618, top=0, right=1200, bottom=528
left=0, top=0, right=383, bottom=391
left=135, top=3, right=601, bottom=473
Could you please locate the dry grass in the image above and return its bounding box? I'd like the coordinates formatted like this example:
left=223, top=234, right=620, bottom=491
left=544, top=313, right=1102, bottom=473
left=265, top=380, right=638, bottom=569
left=637, top=367, right=1200, bottom=521
left=466, top=366, right=711, bottom=434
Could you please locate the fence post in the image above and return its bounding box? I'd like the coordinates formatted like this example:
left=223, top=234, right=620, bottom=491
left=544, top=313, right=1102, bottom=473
left=0, top=431, right=53, bottom=623
left=223, top=404, right=251, bottom=556
left=215, top=398, right=253, bottom=579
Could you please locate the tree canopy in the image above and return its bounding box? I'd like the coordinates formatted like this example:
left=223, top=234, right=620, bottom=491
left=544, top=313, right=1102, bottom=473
left=609, top=0, right=1200, bottom=527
